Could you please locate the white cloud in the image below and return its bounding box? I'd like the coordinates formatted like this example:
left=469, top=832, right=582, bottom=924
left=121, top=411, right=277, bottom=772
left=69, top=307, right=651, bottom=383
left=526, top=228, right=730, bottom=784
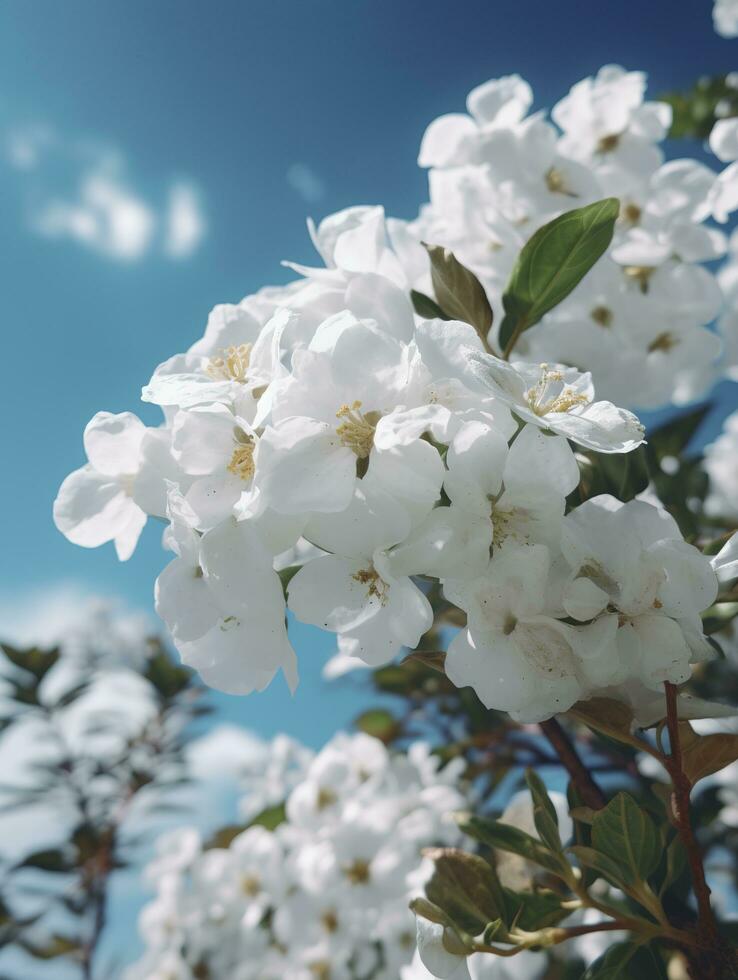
left=4, top=123, right=207, bottom=263
left=0, top=582, right=153, bottom=653
left=34, top=169, right=156, bottom=261
left=286, top=162, right=326, bottom=203
left=163, top=181, right=207, bottom=259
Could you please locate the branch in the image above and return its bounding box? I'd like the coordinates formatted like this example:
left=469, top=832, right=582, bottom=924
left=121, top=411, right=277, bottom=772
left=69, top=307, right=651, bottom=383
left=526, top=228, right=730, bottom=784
left=539, top=717, right=607, bottom=810
left=663, top=683, right=718, bottom=944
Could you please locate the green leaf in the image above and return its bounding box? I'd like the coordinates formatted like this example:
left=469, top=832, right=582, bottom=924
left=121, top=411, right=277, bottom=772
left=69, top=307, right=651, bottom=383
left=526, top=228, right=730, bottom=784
left=661, top=75, right=738, bottom=140
left=583, top=941, right=668, bottom=979
left=17, top=848, right=72, bottom=874
left=0, top=643, right=60, bottom=681
left=502, top=887, right=567, bottom=931
left=498, top=197, right=619, bottom=355
left=411, top=289, right=451, bottom=321
left=354, top=708, right=401, bottom=744
left=249, top=801, right=287, bottom=832
left=524, top=769, right=563, bottom=853
left=459, top=815, right=569, bottom=878
left=576, top=446, right=650, bottom=503
left=424, top=847, right=509, bottom=935
left=591, top=793, right=660, bottom=883
left=568, top=845, right=635, bottom=892
left=658, top=835, right=688, bottom=898
left=422, top=243, right=494, bottom=344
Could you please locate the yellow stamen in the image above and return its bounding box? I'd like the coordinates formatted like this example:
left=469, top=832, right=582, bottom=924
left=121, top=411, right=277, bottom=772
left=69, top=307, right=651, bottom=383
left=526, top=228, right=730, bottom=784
left=344, top=859, right=371, bottom=885
left=352, top=566, right=389, bottom=605
left=525, top=364, right=590, bottom=417
left=622, top=202, right=642, bottom=226
left=227, top=430, right=255, bottom=481
left=590, top=305, right=613, bottom=328
left=545, top=167, right=578, bottom=197
left=335, top=400, right=379, bottom=458
left=623, top=265, right=655, bottom=293
left=647, top=332, right=677, bottom=353
left=206, top=343, right=252, bottom=383
left=597, top=133, right=621, bottom=153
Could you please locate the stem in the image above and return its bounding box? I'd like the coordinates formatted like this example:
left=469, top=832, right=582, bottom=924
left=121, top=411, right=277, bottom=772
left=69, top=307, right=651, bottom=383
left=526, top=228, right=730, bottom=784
left=502, top=317, right=527, bottom=360
left=663, top=683, right=718, bottom=944
left=539, top=717, right=607, bottom=810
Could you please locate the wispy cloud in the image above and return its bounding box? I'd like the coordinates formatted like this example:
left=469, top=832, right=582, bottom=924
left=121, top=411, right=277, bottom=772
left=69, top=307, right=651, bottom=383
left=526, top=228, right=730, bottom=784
left=286, top=162, right=325, bottom=203
left=3, top=123, right=207, bottom=263
left=163, top=181, right=207, bottom=259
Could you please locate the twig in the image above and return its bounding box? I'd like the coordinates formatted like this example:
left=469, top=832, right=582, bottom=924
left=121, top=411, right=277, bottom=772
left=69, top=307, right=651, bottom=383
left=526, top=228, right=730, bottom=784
left=663, top=683, right=718, bottom=945
left=539, top=717, right=607, bottom=810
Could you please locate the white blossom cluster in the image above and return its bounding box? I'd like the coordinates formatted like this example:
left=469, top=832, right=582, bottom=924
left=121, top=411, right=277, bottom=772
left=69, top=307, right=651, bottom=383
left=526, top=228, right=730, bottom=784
left=705, top=408, right=738, bottom=519
left=714, top=0, right=738, bottom=37
left=126, top=732, right=466, bottom=980
left=394, top=66, right=738, bottom=408
left=54, top=67, right=731, bottom=724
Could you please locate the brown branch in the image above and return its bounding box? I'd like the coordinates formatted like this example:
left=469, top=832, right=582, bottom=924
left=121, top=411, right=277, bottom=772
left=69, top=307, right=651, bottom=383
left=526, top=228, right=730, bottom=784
left=539, top=717, right=607, bottom=810
left=663, top=683, right=718, bottom=944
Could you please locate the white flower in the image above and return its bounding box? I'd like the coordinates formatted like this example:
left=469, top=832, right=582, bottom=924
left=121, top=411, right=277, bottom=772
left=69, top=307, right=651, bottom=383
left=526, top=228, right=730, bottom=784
left=465, top=353, right=645, bottom=453
left=155, top=493, right=297, bottom=694
left=444, top=544, right=618, bottom=721
left=415, top=918, right=471, bottom=980
left=54, top=411, right=150, bottom=560
left=714, top=0, right=738, bottom=37
left=561, top=495, right=718, bottom=696
left=287, top=486, right=432, bottom=665
left=704, top=410, right=738, bottom=519
left=711, top=118, right=738, bottom=163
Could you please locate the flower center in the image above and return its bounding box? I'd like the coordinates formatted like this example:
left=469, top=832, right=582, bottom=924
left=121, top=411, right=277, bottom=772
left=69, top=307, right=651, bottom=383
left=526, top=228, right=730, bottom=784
left=590, top=305, right=612, bottom=328
left=227, top=429, right=255, bottom=481
left=623, top=265, right=655, bottom=293
left=344, top=858, right=371, bottom=885
left=622, top=202, right=642, bottom=226
left=525, top=364, right=590, bottom=417
left=321, top=910, right=339, bottom=933
left=335, top=401, right=379, bottom=459
left=545, top=167, right=577, bottom=197
left=597, top=132, right=621, bottom=153
left=647, top=331, right=677, bottom=353
left=316, top=786, right=337, bottom=810
left=352, top=566, right=389, bottom=605
left=241, top=873, right=261, bottom=897
left=206, top=343, right=252, bottom=383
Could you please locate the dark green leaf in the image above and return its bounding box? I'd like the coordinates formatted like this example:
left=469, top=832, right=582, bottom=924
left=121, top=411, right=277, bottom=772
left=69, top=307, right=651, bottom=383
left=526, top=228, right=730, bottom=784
left=502, top=887, right=567, bottom=931
left=424, top=847, right=509, bottom=935
left=498, top=197, right=619, bottom=355
left=661, top=75, right=738, bottom=140
left=354, top=708, right=401, bottom=744
left=591, top=793, right=660, bottom=883
left=459, top=815, right=568, bottom=878
left=0, top=643, right=60, bottom=681
left=411, top=289, right=451, bottom=320
left=524, top=769, right=563, bottom=853
left=583, top=941, right=667, bottom=979
left=17, top=848, right=72, bottom=874
left=423, top=243, right=494, bottom=344
left=569, top=845, right=635, bottom=892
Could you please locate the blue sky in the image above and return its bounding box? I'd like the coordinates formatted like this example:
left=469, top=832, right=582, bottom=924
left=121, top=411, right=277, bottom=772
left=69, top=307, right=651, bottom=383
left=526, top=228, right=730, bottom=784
left=1, top=0, right=737, bottom=749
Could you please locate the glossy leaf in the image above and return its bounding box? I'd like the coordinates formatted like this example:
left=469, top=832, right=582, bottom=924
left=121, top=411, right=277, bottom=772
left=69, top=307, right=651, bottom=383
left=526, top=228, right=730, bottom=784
left=498, top=197, right=619, bottom=354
